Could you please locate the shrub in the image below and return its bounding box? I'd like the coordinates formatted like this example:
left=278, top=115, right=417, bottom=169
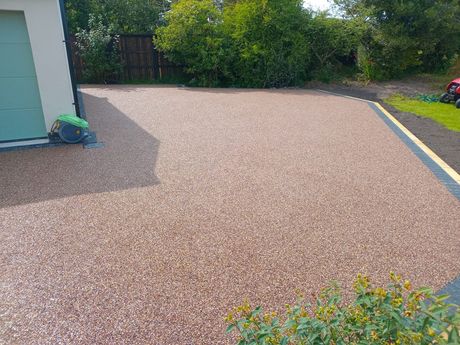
left=306, top=14, right=360, bottom=82
left=356, top=44, right=383, bottom=82
left=154, top=0, right=230, bottom=86
left=155, top=0, right=311, bottom=87
left=223, top=0, right=311, bottom=88
left=334, top=0, right=460, bottom=80
left=225, top=273, right=460, bottom=344
left=66, top=0, right=167, bottom=34
left=75, top=15, right=122, bottom=83
left=355, top=0, right=460, bottom=80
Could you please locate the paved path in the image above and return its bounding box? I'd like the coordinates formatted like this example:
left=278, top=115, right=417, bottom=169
left=1, top=86, right=459, bottom=344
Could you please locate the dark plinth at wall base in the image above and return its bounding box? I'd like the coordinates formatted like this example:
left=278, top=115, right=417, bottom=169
left=0, top=142, right=63, bottom=153
left=83, top=131, right=104, bottom=149
left=0, top=132, right=104, bottom=152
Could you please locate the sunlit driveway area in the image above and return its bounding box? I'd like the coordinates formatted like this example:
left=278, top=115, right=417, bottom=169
left=1, top=86, right=459, bottom=344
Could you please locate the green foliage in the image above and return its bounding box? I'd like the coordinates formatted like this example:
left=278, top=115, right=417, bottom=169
left=306, top=14, right=360, bottom=82
left=155, top=0, right=310, bottom=87
left=67, top=0, right=460, bottom=85
left=386, top=94, right=460, bottom=132
left=154, top=0, right=228, bottom=86
left=365, top=0, right=460, bottom=75
left=75, top=15, right=122, bottom=83
left=223, top=0, right=310, bottom=87
left=65, top=0, right=93, bottom=34
left=66, top=0, right=168, bottom=34
left=335, top=0, right=460, bottom=80
left=356, top=44, right=382, bottom=82
left=332, top=0, right=369, bottom=19
left=226, top=273, right=460, bottom=344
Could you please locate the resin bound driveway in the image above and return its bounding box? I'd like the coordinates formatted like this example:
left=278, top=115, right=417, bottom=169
left=1, top=86, right=459, bottom=344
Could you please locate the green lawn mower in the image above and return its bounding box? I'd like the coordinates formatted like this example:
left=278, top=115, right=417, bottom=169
left=51, top=114, right=89, bottom=144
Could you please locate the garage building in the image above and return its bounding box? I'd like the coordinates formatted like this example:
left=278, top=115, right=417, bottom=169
left=0, top=0, right=79, bottom=148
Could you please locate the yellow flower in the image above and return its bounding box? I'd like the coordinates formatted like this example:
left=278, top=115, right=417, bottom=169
left=404, top=280, right=412, bottom=291
left=224, top=312, right=234, bottom=322
left=374, top=287, right=387, bottom=298
left=371, top=330, right=378, bottom=340
left=427, top=328, right=436, bottom=337
left=411, top=334, right=422, bottom=342
left=263, top=313, right=272, bottom=323
left=354, top=274, right=370, bottom=291
left=390, top=272, right=402, bottom=282
left=391, top=297, right=403, bottom=308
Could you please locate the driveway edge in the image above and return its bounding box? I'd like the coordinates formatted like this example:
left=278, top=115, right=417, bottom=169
left=317, top=89, right=460, bottom=201
left=317, top=89, right=460, bottom=304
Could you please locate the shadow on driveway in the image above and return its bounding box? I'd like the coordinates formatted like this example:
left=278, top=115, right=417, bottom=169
left=0, top=93, right=160, bottom=208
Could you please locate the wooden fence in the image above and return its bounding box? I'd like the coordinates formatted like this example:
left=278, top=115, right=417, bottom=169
left=70, top=34, right=185, bottom=82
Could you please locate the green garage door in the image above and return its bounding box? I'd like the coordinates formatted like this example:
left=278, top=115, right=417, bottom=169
left=0, top=11, right=47, bottom=142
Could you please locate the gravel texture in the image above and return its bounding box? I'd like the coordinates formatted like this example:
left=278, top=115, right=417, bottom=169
left=1, top=86, right=459, bottom=344
left=311, top=83, right=460, bottom=173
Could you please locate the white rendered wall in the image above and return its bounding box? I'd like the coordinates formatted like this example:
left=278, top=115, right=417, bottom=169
left=0, top=0, right=76, bottom=132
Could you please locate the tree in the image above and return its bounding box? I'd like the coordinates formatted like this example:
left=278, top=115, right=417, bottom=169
left=363, top=0, right=460, bottom=74
left=65, top=0, right=170, bottom=33
left=334, top=0, right=460, bottom=79
left=75, top=15, right=122, bottom=83
left=223, top=0, right=311, bottom=87
left=154, top=0, right=229, bottom=86
left=65, top=0, right=93, bottom=33
left=306, top=14, right=360, bottom=81
left=332, top=0, right=369, bottom=19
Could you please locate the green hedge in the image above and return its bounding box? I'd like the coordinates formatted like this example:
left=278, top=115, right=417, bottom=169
left=154, top=0, right=460, bottom=87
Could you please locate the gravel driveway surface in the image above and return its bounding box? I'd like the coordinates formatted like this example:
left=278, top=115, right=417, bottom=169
left=1, top=86, right=459, bottom=344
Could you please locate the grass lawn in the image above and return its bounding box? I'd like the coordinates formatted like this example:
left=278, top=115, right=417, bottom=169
left=386, top=94, right=460, bottom=132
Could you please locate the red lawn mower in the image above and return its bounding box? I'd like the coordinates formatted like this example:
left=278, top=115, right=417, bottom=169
left=440, top=78, right=460, bottom=108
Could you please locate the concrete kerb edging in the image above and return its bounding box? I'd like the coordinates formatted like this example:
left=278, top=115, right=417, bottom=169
left=317, top=89, right=460, bottom=305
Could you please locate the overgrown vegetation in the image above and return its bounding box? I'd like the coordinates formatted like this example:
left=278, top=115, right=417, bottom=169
left=334, top=0, right=460, bottom=80
left=67, top=0, right=460, bottom=87
left=386, top=95, right=460, bottom=132
left=154, top=0, right=228, bottom=86
left=222, top=0, right=311, bottom=87
left=65, top=0, right=169, bottom=34
left=305, top=14, right=360, bottom=82
left=225, top=273, right=460, bottom=345
left=154, top=0, right=460, bottom=86
left=74, top=15, right=122, bottom=83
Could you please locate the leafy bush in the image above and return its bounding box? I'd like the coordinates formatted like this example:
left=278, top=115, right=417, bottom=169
left=75, top=15, right=122, bottom=83
left=66, top=0, right=167, bottom=34
left=155, top=0, right=311, bottom=87
left=223, top=0, right=310, bottom=88
left=225, top=273, right=460, bottom=344
left=356, top=44, right=382, bottom=82
left=70, top=0, right=460, bottom=85
left=335, top=0, right=460, bottom=80
left=154, top=0, right=230, bottom=86
left=306, top=14, right=359, bottom=82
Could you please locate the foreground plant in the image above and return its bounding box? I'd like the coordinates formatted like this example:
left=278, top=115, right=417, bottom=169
left=225, top=273, right=460, bottom=344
